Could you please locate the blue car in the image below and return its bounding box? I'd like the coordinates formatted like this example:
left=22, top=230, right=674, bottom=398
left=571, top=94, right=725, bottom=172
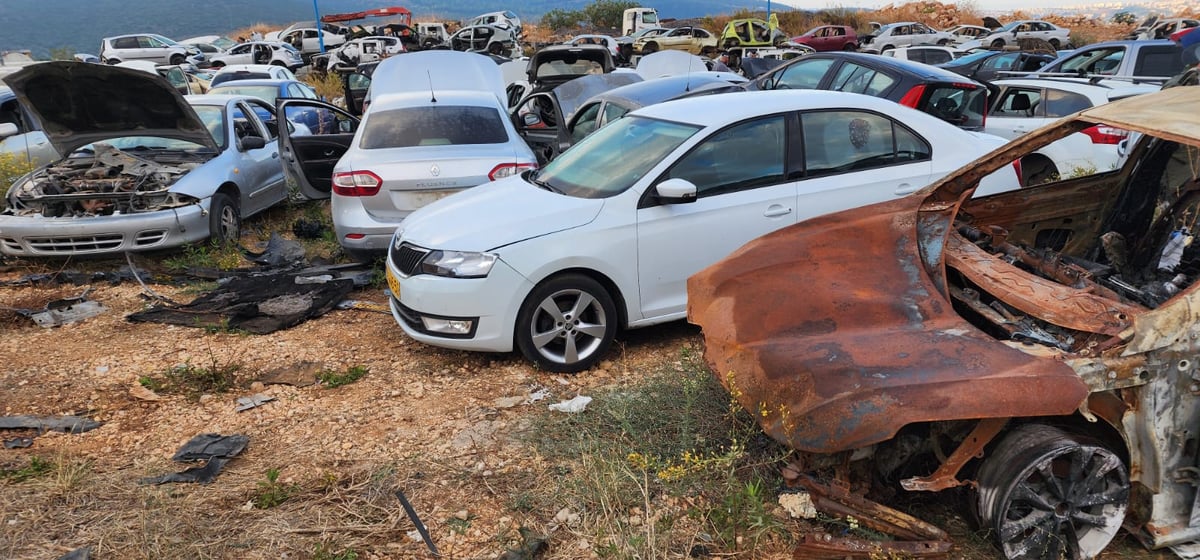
left=205, top=79, right=336, bottom=134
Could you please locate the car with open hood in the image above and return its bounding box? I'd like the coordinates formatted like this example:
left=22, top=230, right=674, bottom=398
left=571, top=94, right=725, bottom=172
left=277, top=51, right=535, bottom=260
left=687, top=86, right=1200, bottom=560
left=381, top=89, right=1019, bottom=373
left=0, top=62, right=306, bottom=256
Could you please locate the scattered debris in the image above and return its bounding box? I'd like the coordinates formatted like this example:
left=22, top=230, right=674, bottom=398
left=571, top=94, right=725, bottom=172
left=779, top=491, right=817, bottom=519
left=291, top=218, right=327, bottom=239
left=496, top=527, right=549, bottom=560
left=3, top=437, right=34, bottom=449
left=3, top=288, right=108, bottom=328
left=0, top=267, right=148, bottom=288
left=141, top=433, right=249, bottom=485
left=244, top=233, right=306, bottom=267
left=335, top=299, right=391, bottom=314
left=395, top=488, right=440, bottom=557
left=0, top=415, right=102, bottom=433
left=129, top=383, right=166, bottom=402
left=258, top=361, right=322, bottom=387
left=126, top=269, right=356, bottom=334
left=548, top=395, right=592, bottom=413
left=56, top=547, right=91, bottom=560
left=234, top=393, right=275, bottom=412
left=494, top=396, right=526, bottom=409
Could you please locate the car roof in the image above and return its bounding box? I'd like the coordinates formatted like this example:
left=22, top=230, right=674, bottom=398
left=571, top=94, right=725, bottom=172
left=633, top=89, right=936, bottom=128
left=208, top=79, right=295, bottom=88
left=791, top=51, right=982, bottom=83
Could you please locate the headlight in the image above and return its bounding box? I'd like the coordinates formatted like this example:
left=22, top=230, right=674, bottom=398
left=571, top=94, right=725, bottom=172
left=420, top=250, right=497, bottom=278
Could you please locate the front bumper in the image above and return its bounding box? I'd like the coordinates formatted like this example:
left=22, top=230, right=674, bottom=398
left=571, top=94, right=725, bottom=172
left=0, top=202, right=211, bottom=256
left=386, top=254, right=531, bottom=353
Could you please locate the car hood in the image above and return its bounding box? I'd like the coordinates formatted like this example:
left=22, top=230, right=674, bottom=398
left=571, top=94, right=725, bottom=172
left=686, top=196, right=1088, bottom=453
left=399, top=176, right=603, bottom=252
left=2, top=61, right=217, bottom=156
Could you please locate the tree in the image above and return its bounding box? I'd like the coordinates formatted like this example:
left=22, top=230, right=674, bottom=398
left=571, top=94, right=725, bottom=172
left=541, top=8, right=584, bottom=32
left=1111, top=12, right=1136, bottom=25
left=582, top=0, right=640, bottom=30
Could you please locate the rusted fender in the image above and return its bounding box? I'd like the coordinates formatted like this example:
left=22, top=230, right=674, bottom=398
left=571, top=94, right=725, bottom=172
left=686, top=197, right=1089, bottom=454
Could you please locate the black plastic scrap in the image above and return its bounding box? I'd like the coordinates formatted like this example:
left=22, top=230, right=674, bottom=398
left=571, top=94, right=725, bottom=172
left=396, top=488, right=441, bottom=557
left=0, top=415, right=102, bottom=433
left=18, top=289, right=107, bottom=328
left=57, top=547, right=91, bottom=560
left=125, top=268, right=358, bottom=334
left=141, top=433, right=248, bottom=485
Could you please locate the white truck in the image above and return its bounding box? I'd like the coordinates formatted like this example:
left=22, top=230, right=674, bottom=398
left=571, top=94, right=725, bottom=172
left=622, top=8, right=659, bottom=37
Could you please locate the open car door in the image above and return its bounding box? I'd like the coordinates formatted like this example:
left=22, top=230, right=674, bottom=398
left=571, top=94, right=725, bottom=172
left=276, top=98, right=360, bottom=200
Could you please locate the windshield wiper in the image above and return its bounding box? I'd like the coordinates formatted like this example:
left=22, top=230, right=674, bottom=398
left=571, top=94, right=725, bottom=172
left=529, top=171, right=563, bottom=194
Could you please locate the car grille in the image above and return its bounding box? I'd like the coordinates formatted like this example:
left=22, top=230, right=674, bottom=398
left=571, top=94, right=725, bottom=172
left=134, top=230, right=167, bottom=246
left=390, top=243, right=429, bottom=276
left=392, top=298, right=423, bottom=331
left=24, top=234, right=124, bottom=253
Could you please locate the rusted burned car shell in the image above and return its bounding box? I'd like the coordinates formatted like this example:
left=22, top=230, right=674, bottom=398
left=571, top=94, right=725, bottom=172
left=686, top=195, right=1088, bottom=453
left=688, top=86, right=1200, bottom=555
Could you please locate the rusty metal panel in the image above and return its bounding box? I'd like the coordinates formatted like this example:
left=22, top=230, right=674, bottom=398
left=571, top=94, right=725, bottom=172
left=687, top=199, right=1089, bottom=454
left=1080, top=87, right=1200, bottom=148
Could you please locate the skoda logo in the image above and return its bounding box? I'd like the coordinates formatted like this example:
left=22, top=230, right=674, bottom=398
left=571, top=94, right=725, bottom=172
left=430, top=164, right=441, bottom=177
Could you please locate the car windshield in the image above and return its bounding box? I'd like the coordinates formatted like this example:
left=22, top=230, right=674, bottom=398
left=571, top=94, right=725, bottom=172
left=211, top=85, right=280, bottom=103
left=150, top=34, right=181, bottom=46
left=536, top=115, right=700, bottom=199
left=952, top=51, right=997, bottom=65
left=211, top=37, right=236, bottom=50
left=359, top=105, right=508, bottom=148
left=996, top=22, right=1021, bottom=32
left=211, top=72, right=271, bottom=87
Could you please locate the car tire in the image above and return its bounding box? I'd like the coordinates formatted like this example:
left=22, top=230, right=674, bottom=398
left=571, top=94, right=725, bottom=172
left=488, top=42, right=503, bottom=55
left=975, top=424, right=1128, bottom=560
left=105, top=57, right=121, bottom=65
left=843, top=42, right=857, bottom=51
left=170, top=54, right=185, bottom=65
left=515, top=273, right=618, bottom=374
left=881, top=44, right=894, bottom=52
left=211, top=61, right=225, bottom=69
left=208, top=192, right=241, bottom=245
left=1049, top=38, right=1061, bottom=49
left=642, top=42, right=659, bottom=54
left=938, top=38, right=951, bottom=45
left=991, top=38, right=1006, bottom=49
left=1021, top=155, right=1058, bottom=186
left=270, top=60, right=286, bottom=67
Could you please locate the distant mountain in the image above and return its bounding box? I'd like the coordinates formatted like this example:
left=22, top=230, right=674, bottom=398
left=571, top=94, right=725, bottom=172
left=0, top=0, right=781, bottom=59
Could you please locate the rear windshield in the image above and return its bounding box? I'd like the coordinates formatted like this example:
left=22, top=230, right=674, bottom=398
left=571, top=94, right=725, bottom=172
left=211, top=72, right=270, bottom=86
left=919, top=85, right=987, bottom=130
left=210, top=85, right=279, bottom=103
left=360, top=105, right=508, bottom=148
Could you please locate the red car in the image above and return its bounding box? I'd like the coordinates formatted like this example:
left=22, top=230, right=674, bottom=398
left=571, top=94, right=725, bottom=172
left=790, top=25, right=858, bottom=51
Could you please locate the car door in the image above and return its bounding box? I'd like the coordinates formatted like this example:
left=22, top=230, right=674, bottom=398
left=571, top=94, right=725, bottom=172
left=795, top=109, right=934, bottom=209
left=226, top=43, right=251, bottom=65
left=230, top=101, right=286, bottom=214
left=277, top=99, right=360, bottom=200
left=513, top=91, right=564, bottom=164
left=986, top=86, right=1045, bottom=140
left=636, top=113, right=795, bottom=318
left=911, top=23, right=935, bottom=45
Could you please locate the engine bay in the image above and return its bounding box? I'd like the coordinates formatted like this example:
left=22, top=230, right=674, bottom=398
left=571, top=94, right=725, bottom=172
left=6, top=143, right=206, bottom=217
left=947, top=139, right=1200, bottom=355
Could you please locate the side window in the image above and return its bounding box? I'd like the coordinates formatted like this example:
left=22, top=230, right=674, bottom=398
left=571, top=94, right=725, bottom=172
left=665, top=115, right=786, bottom=197
left=830, top=63, right=894, bottom=96
left=1042, top=89, right=1091, bottom=118
left=802, top=111, right=929, bottom=176
left=772, top=58, right=834, bottom=89
left=305, top=30, right=319, bottom=39
left=114, top=37, right=138, bottom=49
left=231, top=44, right=249, bottom=55
left=571, top=103, right=602, bottom=144
left=983, top=52, right=1019, bottom=71
left=601, top=102, right=628, bottom=126
left=1135, top=47, right=1184, bottom=77
left=992, top=88, right=1041, bottom=117
left=924, top=50, right=951, bottom=65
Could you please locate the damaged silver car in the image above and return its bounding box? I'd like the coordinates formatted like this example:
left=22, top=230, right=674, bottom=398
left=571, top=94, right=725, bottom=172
left=688, top=86, right=1200, bottom=558
left=0, top=62, right=305, bottom=256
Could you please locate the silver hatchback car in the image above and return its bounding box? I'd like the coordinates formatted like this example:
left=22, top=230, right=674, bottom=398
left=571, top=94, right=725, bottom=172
left=0, top=62, right=308, bottom=256
left=278, top=51, right=537, bottom=260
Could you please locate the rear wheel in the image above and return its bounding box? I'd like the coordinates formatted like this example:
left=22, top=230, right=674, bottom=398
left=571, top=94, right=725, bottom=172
left=208, top=193, right=241, bottom=245
left=515, top=274, right=617, bottom=374
left=975, top=424, right=1128, bottom=560
left=992, top=38, right=1007, bottom=49
left=881, top=44, right=895, bottom=52
left=938, top=38, right=952, bottom=45
left=642, top=42, right=660, bottom=54
left=843, top=42, right=857, bottom=51
left=1049, top=38, right=1061, bottom=49
left=488, top=42, right=503, bottom=55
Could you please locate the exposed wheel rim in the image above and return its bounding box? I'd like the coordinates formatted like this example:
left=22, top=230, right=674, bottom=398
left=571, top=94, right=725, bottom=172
left=217, top=204, right=239, bottom=242
left=989, top=438, right=1128, bottom=559
left=527, top=288, right=608, bottom=366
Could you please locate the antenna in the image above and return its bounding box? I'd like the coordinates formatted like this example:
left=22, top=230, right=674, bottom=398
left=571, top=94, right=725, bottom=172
left=427, top=70, right=437, bottom=103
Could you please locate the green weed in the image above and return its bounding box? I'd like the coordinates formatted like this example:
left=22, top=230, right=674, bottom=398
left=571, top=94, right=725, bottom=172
left=0, top=456, right=54, bottom=483
left=317, top=365, right=369, bottom=388
left=252, top=468, right=300, bottom=509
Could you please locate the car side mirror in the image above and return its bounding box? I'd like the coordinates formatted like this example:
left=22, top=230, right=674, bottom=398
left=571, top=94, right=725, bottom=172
left=655, top=178, right=698, bottom=204
left=240, top=136, right=267, bottom=151
left=0, top=123, right=18, bottom=139
left=522, top=113, right=542, bottom=127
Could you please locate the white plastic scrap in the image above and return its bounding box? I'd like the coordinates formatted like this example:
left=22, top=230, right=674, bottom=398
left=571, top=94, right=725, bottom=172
left=548, top=395, right=592, bottom=413
left=779, top=491, right=818, bottom=519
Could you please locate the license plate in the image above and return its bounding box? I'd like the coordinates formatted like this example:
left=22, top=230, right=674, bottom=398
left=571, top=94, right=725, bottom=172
left=386, top=267, right=401, bottom=300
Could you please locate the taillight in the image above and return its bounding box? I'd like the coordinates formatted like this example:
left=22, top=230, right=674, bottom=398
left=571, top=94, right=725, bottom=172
left=898, top=85, right=926, bottom=108
left=1012, top=160, right=1023, bottom=188
left=1081, top=125, right=1128, bottom=145
left=488, top=162, right=538, bottom=181
left=332, top=170, right=382, bottom=196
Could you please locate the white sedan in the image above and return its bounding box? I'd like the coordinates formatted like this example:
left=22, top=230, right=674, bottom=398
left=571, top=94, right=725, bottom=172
left=384, top=90, right=1020, bottom=372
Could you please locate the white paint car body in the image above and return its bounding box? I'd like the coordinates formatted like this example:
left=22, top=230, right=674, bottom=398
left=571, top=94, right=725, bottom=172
left=383, top=89, right=1021, bottom=372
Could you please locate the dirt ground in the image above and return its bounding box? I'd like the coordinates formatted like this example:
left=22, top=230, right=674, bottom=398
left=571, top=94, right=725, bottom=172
left=0, top=267, right=728, bottom=559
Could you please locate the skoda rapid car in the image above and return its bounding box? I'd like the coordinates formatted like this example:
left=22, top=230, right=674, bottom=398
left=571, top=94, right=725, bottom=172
left=383, top=90, right=1020, bottom=373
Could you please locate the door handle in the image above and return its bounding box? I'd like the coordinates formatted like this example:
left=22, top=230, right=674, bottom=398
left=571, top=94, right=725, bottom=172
left=894, top=183, right=917, bottom=195
left=763, top=205, right=792, bottom=217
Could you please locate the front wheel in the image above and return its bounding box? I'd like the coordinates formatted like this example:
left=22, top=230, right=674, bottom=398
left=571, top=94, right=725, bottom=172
left=641, top=42, right=659, bottom=54
left=991, top=38, right=1007, bottom=49
left=208, top=192, right=241, bottom=245
left=975, top=424, right=1128, bottom=560
left=515, top=274, right=617, bottom=373
left=938, top=38, right=951, bottom=45
left=170, top=54, right=185, bottom=65
left=881, top=44, right=894, bottom=52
